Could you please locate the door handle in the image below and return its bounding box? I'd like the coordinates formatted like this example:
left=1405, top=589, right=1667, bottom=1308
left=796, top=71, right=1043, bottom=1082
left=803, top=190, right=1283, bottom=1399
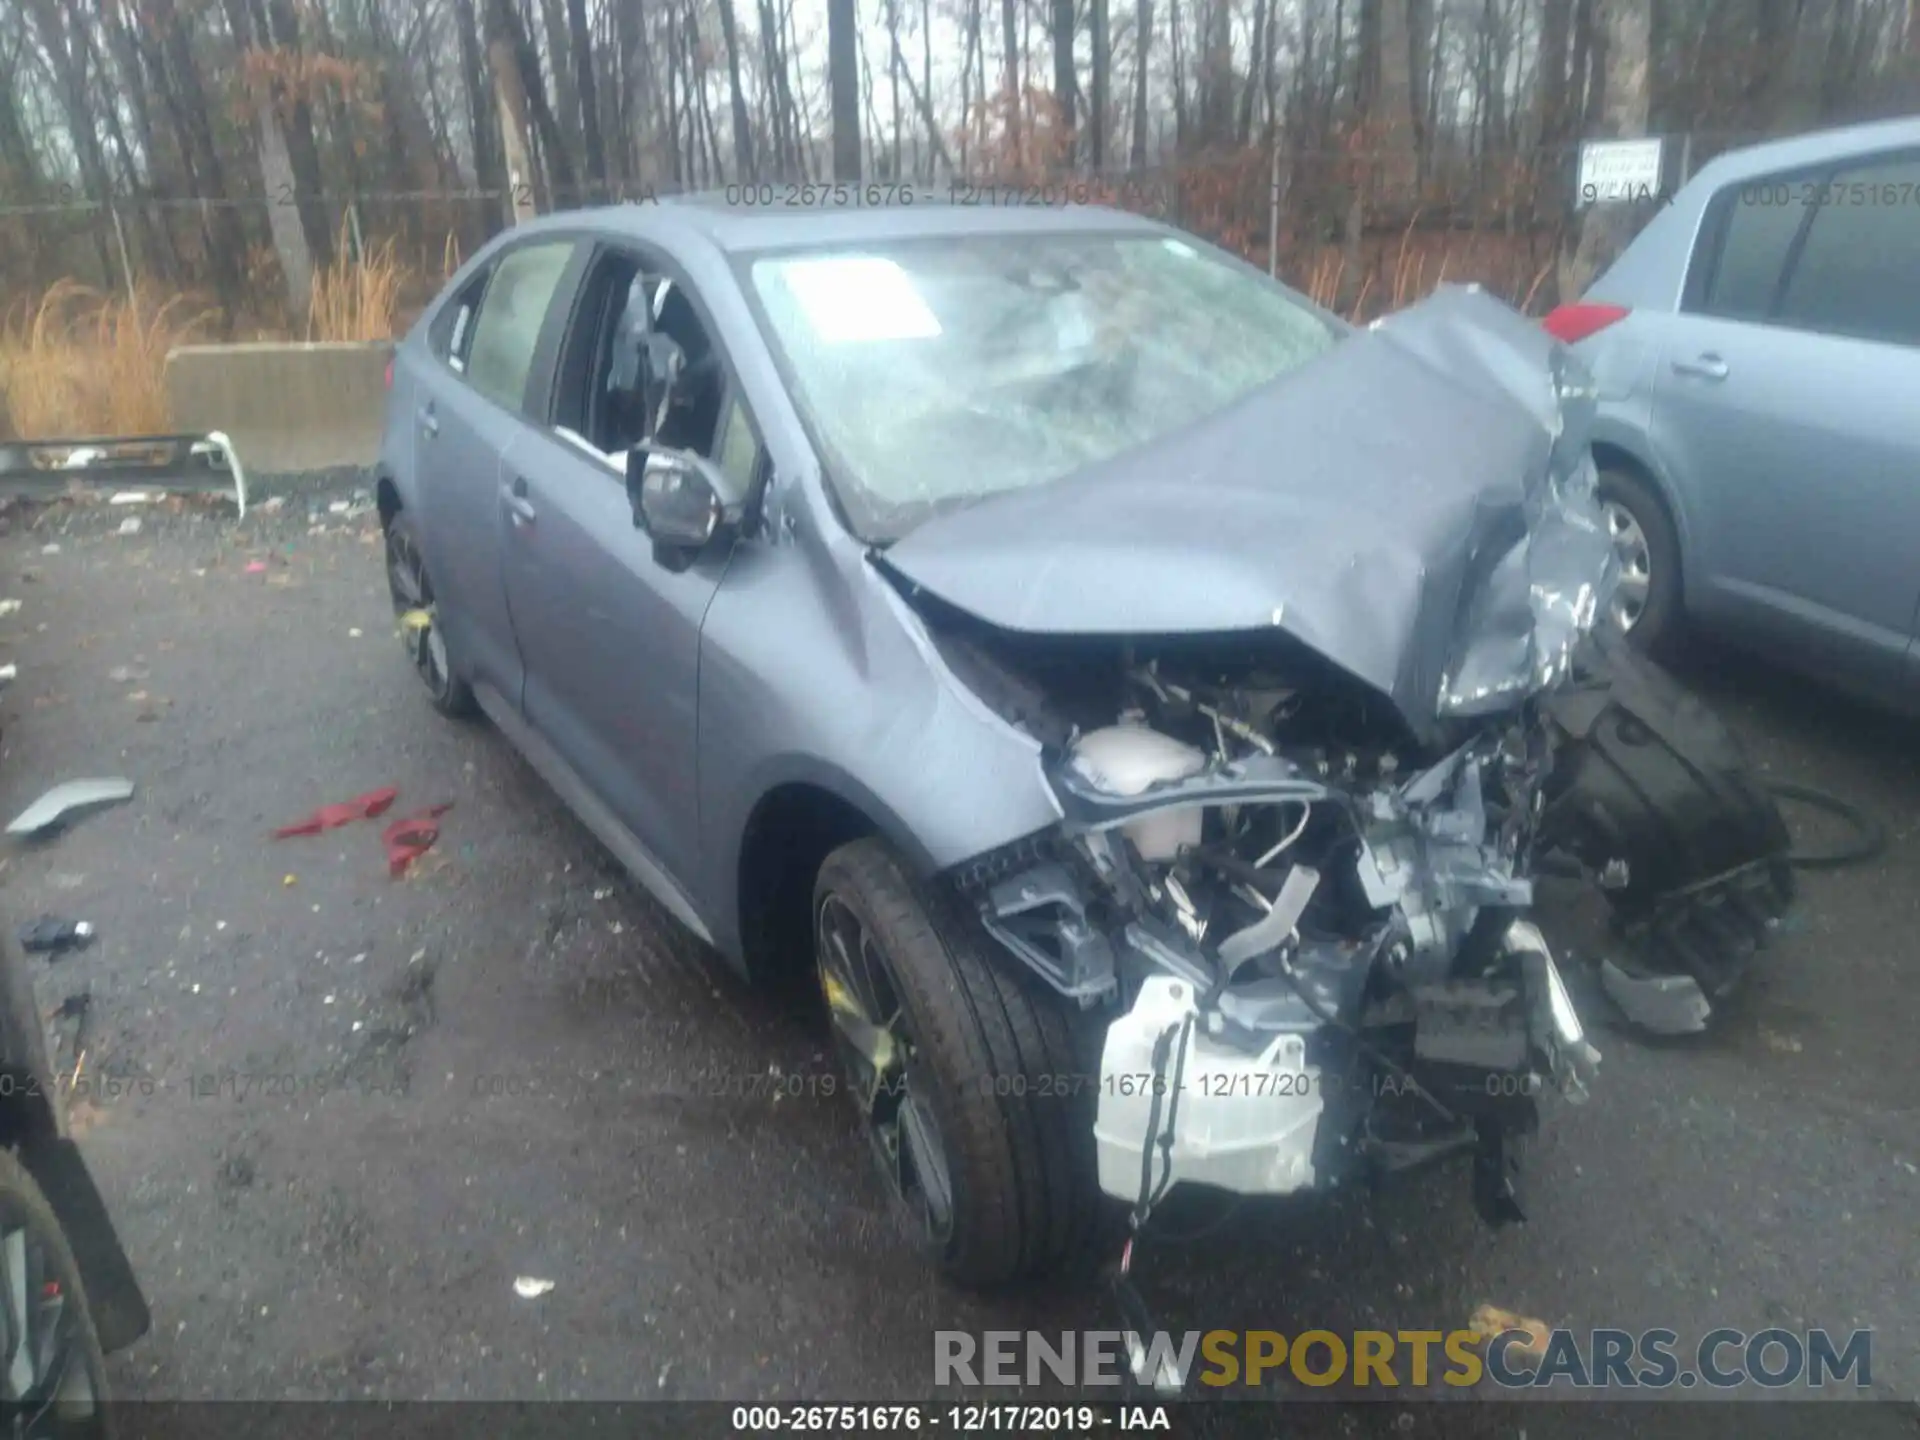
left=417, top=403, right=438, bottom=438
left=1671, top=353, right=1730, bottom=381
left=502, top=475, right=537, bottom=527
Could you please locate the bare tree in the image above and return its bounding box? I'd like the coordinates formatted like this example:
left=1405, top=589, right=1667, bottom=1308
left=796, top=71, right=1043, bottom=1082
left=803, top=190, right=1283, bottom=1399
left=569, top=0, right=608, bottom=192
left=1090, top=0, right=1110, bottom=166
left=1053, top=0, right=1077, bottom=160
left=1130, top=0, right=1152, bottom=165
left=829, top=0, right=861, bottom=178
left=1563, top=0, right=1650, bottom=297
left=716, top=0, right=755, bottom=179
left=1001, top=0, right=1021, bottom=159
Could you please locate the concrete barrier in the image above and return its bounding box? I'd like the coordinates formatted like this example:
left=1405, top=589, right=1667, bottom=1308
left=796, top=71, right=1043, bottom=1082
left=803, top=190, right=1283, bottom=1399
left=166, top=341, right=392, bottom=474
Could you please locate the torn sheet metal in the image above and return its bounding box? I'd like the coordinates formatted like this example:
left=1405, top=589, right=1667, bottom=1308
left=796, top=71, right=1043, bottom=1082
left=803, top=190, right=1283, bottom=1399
left=878, top=286, right=1617, bottom=741
left=0, top=432, right=248, bottom=519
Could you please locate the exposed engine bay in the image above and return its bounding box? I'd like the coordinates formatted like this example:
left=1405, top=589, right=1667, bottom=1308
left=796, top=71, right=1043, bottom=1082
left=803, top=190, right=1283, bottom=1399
left=939, top=622, right=1601, bottom=1228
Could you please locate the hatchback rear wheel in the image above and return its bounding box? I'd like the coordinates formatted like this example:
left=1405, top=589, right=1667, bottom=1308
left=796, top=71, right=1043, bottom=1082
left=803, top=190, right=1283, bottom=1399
left=1596, top=466, right=1679, bottom=649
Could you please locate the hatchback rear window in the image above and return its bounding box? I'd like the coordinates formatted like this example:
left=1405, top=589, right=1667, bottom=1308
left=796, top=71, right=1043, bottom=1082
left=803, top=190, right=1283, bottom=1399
left=1775, top=155, right=1920, bottom=347
left=1700, top=188, right=1809, bottom=322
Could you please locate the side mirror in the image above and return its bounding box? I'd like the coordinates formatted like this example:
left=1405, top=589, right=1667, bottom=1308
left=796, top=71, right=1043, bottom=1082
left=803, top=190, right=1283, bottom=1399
left=625, top=445, right=743, bottom=563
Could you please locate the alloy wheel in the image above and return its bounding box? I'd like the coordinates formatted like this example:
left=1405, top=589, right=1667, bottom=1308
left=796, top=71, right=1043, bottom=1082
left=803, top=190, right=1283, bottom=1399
left=386, top=526, right=452, bottom=699
left=815, top=894, right=956, bottom=1244
left=0, top=1222, right=102, bottom=1437
left=1603, top=498, right=1653, bottom=632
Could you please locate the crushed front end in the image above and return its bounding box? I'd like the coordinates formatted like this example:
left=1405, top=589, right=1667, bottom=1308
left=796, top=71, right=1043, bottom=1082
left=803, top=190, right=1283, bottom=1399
left=911, top=284, right=1629, bottom=1229
left=951, top=648, right=1600, bottom=1228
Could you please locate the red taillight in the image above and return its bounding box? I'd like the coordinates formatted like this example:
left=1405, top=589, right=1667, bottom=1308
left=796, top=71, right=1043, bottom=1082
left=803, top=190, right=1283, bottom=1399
left=383, top=355, right=394, bottom=390
left=1542, top=302, right=1631, bottom=345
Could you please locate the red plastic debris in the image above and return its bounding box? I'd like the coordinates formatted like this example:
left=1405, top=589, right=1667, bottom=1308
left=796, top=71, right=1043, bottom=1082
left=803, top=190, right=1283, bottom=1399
left=245, top=560, right=269, bottom=574
left=383, top=804, right=453, bottom=878
left=272, top=786, right=399, bottom=839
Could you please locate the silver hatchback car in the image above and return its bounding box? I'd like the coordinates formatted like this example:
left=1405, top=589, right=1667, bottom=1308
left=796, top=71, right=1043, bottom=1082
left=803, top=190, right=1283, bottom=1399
left=1549, top=116, right=1920, bottom=709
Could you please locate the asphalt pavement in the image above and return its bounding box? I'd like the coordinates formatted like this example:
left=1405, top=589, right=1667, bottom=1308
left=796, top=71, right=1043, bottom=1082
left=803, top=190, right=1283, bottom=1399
left=0, top=481, right=1913, bottom=1434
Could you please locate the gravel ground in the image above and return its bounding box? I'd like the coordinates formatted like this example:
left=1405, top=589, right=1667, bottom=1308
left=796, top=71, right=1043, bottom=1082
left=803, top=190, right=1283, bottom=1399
left=0, top=478, right=1913, bottom=1435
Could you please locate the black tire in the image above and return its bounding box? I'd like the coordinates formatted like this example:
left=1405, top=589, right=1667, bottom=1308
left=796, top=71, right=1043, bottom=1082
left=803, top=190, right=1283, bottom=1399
left=1542, top=630, right=1795, bottom=1002
left=1596, top=465, right=1681, bottom=652
left=384, top=511, right=477, bottom=719
left=0, top=1147, right=111, bottom=1436
left=813, top=837, right=1110, bottom=1290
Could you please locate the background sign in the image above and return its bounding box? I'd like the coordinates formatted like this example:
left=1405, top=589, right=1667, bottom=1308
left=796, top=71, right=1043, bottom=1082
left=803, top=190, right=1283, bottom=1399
left=1577, top=138, right=1666, bottom=206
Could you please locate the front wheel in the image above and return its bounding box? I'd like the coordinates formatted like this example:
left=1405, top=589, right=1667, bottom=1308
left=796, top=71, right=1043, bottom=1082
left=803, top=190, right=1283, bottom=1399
left=0, top=1148, right=111, bottom=1437
left=813, top=838, right=1109, bottom=1289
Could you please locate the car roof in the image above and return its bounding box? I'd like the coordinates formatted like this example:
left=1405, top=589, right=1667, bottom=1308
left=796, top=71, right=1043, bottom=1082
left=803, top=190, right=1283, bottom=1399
left=1585, top=115, right=1920, bottom=308
left=521, top=191, right=1169, bottom=255
left=1684, top=114, right=1920, bottom=189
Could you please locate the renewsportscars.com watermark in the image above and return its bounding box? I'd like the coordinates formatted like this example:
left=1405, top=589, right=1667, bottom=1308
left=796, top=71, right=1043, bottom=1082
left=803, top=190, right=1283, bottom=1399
left=935, top=1327, right=1874, bottom=1392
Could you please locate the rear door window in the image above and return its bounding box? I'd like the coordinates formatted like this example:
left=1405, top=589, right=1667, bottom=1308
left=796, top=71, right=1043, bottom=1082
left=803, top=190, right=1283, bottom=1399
left=1775, top=155, right=1920, bottom=347
left=1697, top=187, right=1810, bottom=322
left=465, top=240, right=576, bottom=412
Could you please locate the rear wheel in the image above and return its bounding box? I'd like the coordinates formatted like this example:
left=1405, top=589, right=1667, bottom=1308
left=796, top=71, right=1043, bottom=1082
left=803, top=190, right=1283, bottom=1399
left=385, top=512, right=476, bottom=719
left=813, top=838, right=1108, bottom=1289
left=1596, top=465, right=1680, bottom=649
left=0, top=1148, right=109, bottom=1437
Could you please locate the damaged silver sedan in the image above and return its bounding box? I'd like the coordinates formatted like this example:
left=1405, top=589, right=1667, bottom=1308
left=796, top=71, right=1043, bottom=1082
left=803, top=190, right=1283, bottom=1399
left=376, top=200, right=1793, bottom=1290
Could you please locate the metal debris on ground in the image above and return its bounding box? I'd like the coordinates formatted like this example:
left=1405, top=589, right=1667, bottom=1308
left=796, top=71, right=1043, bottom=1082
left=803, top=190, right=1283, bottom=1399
left=52, top=992, right=91, bottom=1035
left=271, top=786, right=399, bottom=839
left=17, top=916, right=95, bottom=956
left=384, top=805, right=454, bottom=878
left=0, top=431, right=248, bottom=518
left=5, top=778, right=136, bottom=837
left=1468, top=1304, right=1552, bottom=1367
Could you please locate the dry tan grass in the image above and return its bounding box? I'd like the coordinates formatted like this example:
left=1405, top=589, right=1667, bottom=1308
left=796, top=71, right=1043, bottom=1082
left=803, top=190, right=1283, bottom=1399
left=307, top=233, right=403, bottom=342
left=0, top=279, right=210, bottom=439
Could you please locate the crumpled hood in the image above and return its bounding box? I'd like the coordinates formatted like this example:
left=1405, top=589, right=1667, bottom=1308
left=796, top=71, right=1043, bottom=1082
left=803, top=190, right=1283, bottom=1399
left=877, top=285, right=1618, bottom=740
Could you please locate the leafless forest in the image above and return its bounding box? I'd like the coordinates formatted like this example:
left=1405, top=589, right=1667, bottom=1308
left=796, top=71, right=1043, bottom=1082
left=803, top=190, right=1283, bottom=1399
left=0, top=0, right=1916, bottom=336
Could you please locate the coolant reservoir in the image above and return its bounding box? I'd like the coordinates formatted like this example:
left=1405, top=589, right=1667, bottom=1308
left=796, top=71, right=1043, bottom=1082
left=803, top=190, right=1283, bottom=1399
left=1093, top=975, right=1323, bottom=1201
left=1068, top=724, right=1206, bottom=862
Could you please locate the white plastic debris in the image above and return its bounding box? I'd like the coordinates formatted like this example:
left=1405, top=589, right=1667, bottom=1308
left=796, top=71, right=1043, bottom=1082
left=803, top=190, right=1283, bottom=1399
left=110, top=491, right=153, bottom=505
left=513, top=1276, right=555, bottom=1299
left=117, top=517, right=143, bottom=536
left=6, top=778, right=136, bottom=837
left=0, top=599, right=21, bottom=617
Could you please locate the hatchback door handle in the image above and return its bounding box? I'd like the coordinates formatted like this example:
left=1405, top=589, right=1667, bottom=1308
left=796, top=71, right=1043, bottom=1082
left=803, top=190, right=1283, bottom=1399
left=417, top=403, right=438, bottom=438
left=1671, top=353, right=1729, bottom=381
left=502, top=475, right=537, bottom=527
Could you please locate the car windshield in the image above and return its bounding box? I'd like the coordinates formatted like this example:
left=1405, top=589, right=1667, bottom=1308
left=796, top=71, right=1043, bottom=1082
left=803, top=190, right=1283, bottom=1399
left=745, top=231, right=1342, bottom=541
